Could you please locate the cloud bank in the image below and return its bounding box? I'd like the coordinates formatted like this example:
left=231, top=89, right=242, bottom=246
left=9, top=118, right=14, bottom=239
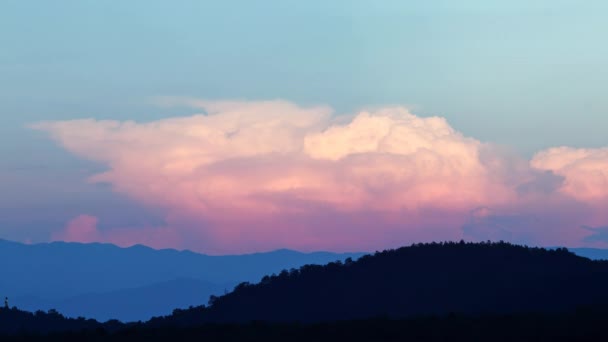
left=34, top=99, right=608, bottom=253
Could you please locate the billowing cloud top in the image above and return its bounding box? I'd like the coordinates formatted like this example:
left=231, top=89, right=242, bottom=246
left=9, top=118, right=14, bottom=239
left=532, top=147, right=608, bottom=201
left=33, top=99, right=608, bottom=253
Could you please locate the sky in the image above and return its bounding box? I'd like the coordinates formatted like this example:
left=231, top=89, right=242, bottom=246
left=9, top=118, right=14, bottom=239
left=1, top=1, right=608, bottom=254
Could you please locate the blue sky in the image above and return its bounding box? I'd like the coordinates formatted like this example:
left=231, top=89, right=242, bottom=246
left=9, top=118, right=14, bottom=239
left=3, top=1, right=607, bottom=148
left=1, top=1, right=607, bottom=250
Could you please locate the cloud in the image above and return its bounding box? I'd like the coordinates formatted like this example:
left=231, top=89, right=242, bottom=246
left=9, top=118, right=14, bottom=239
left=52, top=215, right=101, bottom=243
left=52, top=215, right=182, bottom=250
left=461, top=201, right=591, bottom=247
left=531, top=147, right=608, bottom=201
left=582, top=226, right=608, bottom=244
left=33, top=99, right=608, bottom=253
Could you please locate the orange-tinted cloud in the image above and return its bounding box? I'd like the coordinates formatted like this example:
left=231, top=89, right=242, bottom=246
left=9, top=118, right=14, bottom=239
left=33, top=99, right=608, bottom=253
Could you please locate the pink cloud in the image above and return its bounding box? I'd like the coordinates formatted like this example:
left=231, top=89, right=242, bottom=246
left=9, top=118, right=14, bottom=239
left=33, top=99, right=608, bottom=253
left=52, top=215, right=182, bottom=250
left=531, top=147, right=608, bottom=201
left=52, top=215, right=101, bottom=243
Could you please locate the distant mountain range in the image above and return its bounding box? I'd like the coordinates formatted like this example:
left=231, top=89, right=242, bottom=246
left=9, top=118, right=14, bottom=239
left=0, top=239, right=362, bottom=322
left=1, top=239, right=607, bottom=322
left=149, top=242, right=608, bottom=325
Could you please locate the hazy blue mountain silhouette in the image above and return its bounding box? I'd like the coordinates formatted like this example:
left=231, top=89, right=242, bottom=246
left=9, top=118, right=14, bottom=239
left=148, top=242, right=608, bottom=325
left=566, top=248, right=608, bottom=260
left=15, top=278, right=232, bottom=323
left=0, top=239, right=362, bottom=321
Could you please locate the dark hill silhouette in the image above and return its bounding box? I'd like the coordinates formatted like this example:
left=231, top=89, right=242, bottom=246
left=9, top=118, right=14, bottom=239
left=149, top=241, right=608, bottom=325
left=0, top=306, right=121, bottom=335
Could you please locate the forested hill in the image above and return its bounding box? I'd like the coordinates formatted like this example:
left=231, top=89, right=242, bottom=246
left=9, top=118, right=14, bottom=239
left=150, top=242, right=608, bottom=325
left=0, top=307, right=122, bottom=335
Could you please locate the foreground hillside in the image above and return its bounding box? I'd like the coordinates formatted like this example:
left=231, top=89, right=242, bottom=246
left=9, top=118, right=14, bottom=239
left=0, top=307, right=122, bottom=335
left=151, top=241, right=608, bottom=324
left=8, top=312, right=608, bottom=342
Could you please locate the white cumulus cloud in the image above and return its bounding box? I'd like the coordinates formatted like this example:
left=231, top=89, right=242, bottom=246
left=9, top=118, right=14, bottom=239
left=31, top=99, right=608, bottom=253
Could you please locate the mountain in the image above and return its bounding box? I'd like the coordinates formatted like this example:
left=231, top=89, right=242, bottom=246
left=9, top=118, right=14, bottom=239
left=568, top=248, right=608, bottom=260
left=15, top=278, right=232, bottom=323
left=149, top=242, right=608, bottom=324
left=3, top=238, right=607, bottom=323
left=5, top=242, right=608, bottom=341
left=0, top=239, right=362, bottom=321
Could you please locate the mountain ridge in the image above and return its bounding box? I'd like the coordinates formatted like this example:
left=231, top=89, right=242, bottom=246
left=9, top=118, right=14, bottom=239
left=0, top=238, right=363, bottom=321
